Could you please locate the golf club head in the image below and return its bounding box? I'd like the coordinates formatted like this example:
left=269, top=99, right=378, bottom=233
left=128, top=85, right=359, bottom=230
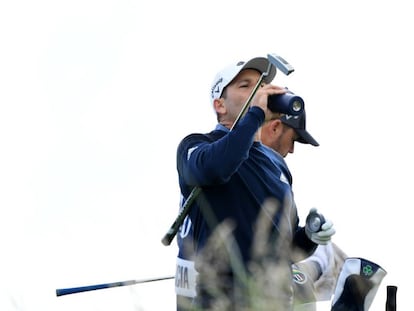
left=268, top=53, right=295, bottom=75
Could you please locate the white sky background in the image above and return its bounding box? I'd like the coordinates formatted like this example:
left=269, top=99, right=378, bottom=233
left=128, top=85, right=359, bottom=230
left=0, top=0, right=412, bottom=310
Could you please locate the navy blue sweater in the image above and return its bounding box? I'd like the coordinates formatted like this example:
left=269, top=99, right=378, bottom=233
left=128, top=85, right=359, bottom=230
left=176, top=107, right=316, bottom=304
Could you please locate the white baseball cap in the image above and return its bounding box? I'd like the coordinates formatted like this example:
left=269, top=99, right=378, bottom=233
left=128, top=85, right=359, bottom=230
left=209, top=57, right=277, bottom=104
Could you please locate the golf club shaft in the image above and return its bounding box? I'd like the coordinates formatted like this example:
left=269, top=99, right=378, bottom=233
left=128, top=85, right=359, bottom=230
left=56, top=276, right=174, bottom=297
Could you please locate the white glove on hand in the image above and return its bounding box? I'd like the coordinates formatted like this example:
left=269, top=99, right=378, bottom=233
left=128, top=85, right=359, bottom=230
left=305, top=208, right=336, bottom=245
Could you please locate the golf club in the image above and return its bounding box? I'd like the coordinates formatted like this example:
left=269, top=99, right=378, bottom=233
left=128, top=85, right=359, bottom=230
left=56, top=276, right=175, bottom=297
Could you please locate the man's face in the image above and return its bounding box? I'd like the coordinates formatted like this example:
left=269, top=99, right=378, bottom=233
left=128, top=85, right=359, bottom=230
left=277, top=125, right=299, bottom=157
left=220, top=69, right=261, bottom=122
left=262, top=121, right=299, bottom=158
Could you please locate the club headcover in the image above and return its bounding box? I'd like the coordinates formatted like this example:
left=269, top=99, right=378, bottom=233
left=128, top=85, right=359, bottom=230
left=331, top=257, right=386, bottom=311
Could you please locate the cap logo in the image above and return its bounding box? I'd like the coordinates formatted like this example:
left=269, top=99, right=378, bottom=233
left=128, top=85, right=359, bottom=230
left=285, top=115, right=299, bottom=120
left=236, top=61, right=245, bottom=66
left=211, top=77, right=223, bottom=99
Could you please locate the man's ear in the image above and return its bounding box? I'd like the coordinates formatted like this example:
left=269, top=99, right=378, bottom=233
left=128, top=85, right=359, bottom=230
left=261, top=119, right=283, bottom=146
left=270, top=119, right=283, bottom=133
left=213, top=98, right=225, bottom=113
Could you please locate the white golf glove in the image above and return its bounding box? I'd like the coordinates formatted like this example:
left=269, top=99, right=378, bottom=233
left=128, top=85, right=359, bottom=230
left=305, top=208, right=336, bottom=245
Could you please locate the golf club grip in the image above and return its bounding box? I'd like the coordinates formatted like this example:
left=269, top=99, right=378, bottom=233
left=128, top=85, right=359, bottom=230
left=386, top=285, right=397, bottom=311
left=56, top=280, right=137, bottom=296
left=161, top=186, right=201, bottom=246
